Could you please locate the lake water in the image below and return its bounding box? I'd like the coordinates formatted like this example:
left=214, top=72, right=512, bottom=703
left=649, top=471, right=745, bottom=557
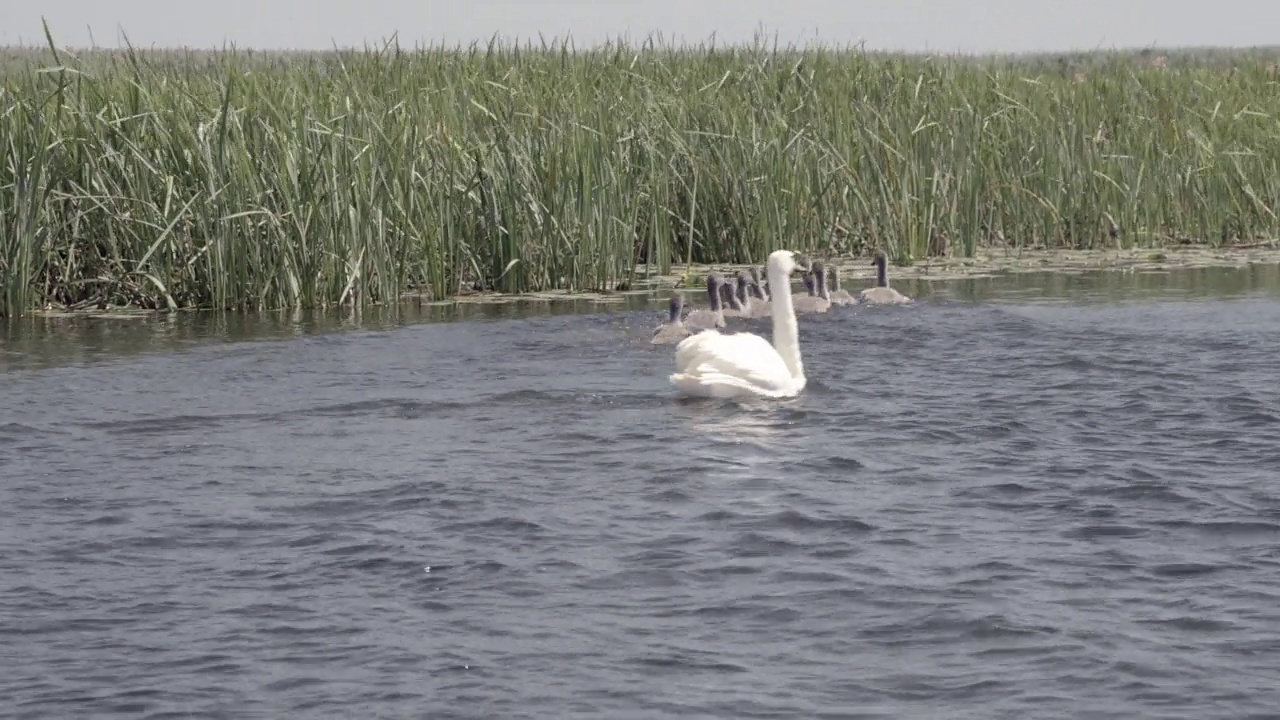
left=2, top=264, right=1280, bottom=719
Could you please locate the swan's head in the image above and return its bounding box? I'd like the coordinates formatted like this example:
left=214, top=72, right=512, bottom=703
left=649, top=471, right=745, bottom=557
left=767, top=249, right=807, bottom=277
left=667, top=294, right=684, bottom=322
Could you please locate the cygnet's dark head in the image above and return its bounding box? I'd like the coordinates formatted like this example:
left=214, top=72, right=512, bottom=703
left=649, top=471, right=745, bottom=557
left=802, top=271, right=817, bottom=295
left=667, top=294, right=684, bottom=322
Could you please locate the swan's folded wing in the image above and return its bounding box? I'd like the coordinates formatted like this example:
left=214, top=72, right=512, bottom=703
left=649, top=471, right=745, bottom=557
left=670, top=367, right=769, bottom=398
left=678, top=331, right=795, bottom=393
left=673, top=328, right=723, bottom=371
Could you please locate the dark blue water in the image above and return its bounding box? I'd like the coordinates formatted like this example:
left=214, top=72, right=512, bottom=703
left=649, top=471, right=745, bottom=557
left=2, top=268, right=1280, bottom=719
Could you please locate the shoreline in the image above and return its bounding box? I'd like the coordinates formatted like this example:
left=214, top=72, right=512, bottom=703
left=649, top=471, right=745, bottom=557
left=448, top=241, right=1280, bottom=304
left=19, top=242, right=1280, bottom=318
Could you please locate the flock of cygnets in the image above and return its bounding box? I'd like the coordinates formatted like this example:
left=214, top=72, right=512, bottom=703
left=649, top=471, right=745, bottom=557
left=655, top=249, right=911, bottom=400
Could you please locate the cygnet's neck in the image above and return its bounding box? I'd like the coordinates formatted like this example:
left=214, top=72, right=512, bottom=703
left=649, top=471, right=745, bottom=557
left=722, top=284, right=743, bottom=311
left=876, top=259, right=889, bottom=288
left=815, top=268, right=830, bottom=301
left=705, top=276, right=720, bottom=305
left=750, top=268, right=769, bottom=300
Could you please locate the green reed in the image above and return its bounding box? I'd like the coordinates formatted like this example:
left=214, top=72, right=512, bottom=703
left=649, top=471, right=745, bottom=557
left=2, top=32, right=1279, bottom=315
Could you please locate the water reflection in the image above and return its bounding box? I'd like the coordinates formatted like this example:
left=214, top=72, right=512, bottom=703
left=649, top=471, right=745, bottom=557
left=673, top=396, right=796, bottom=446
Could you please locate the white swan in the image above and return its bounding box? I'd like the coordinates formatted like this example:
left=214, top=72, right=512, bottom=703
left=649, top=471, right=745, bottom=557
left=669, top=250, right=807, bottom=399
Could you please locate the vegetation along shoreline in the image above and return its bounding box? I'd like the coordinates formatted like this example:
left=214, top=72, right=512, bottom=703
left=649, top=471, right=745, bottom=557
left=3, top=35, right=1279, bottom=317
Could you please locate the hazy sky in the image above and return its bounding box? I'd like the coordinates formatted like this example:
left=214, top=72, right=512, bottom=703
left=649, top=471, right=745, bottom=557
left=3, top=0, right=1278, bottom=54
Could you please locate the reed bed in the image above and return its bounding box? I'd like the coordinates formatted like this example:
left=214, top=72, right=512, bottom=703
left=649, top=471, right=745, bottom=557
left=3, top=33, right=1280, bottom=315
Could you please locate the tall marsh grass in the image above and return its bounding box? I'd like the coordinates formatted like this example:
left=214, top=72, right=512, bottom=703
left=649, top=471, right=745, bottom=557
left=2, top=34, right=1280, bottom=315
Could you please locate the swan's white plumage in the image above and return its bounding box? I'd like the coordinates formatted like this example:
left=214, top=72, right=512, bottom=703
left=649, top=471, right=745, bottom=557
left=672, top=331, right=793, bottom=396
left=669, top=250, right=806, bottom=399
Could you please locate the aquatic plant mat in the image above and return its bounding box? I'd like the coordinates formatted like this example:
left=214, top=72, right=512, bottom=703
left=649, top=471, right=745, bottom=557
left=3, top=32, right=1279, bottom=316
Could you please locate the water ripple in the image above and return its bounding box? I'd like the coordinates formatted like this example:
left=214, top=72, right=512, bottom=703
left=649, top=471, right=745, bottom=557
left=1, top=294, right=1279, bottom=718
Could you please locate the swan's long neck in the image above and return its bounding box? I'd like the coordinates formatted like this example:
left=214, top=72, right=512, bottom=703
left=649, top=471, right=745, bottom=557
left=766, top=263, right=804, bottom=381
left=830, top=268, right=841, bottom=292
left=815, top=269, right=830, bottom=301
left=708, top=282, right=723, bottom=312
left=876, top=259, right=889, bottom=288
